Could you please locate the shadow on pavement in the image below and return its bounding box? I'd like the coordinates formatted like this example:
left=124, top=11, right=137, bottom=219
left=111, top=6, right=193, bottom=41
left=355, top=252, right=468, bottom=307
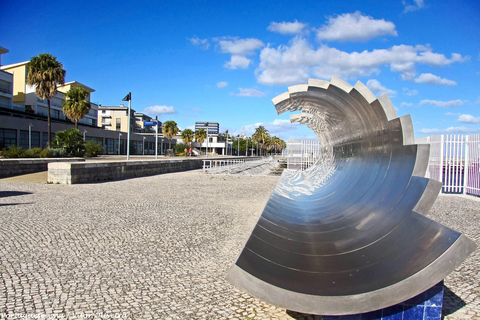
left=443, top=285, right=467, bottom=318
left=0, top=191, right=33, bottom=198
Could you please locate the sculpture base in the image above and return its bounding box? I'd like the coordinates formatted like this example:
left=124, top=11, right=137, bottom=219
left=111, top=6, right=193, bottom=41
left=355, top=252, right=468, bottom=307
left=321, top=281, right=444, bottom=320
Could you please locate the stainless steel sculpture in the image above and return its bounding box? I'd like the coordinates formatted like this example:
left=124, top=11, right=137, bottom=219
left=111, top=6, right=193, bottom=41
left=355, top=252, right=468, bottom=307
left=227, top=77, right=476, bottom=315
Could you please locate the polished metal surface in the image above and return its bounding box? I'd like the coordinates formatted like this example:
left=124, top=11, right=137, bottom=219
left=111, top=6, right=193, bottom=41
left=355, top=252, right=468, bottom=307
left=227, top=77, right=477, bottom=315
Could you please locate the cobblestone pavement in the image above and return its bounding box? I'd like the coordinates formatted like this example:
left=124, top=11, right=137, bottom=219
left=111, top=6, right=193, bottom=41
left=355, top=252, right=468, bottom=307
left=0, top=171, right=478, bottom=319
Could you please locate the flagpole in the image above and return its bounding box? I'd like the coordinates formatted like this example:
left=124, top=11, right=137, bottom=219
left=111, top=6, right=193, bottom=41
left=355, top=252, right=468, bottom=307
left=126, top=92, right=131, bottom=161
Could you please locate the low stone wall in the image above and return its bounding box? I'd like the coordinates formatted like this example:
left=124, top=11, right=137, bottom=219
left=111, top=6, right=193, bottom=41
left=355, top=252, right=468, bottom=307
left=48, top=157, right=263, bottom=184
left=0, top=158, right=85, bottom=178
left=48, top=159, right=202, bottom=184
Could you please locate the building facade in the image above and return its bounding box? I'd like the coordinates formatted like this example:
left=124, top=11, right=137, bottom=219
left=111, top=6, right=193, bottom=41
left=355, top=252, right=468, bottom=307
left=97, top=105, right=137, bottom=132
left=195, top=121, right=219, bottom=134
left=0, top=60, right=98, bottom=127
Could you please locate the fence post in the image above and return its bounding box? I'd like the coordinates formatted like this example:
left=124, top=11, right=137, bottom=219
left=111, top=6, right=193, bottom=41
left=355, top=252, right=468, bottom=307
left=464, top=135, right=469, bottom=195
left=440, top=134, right=444, bottom=193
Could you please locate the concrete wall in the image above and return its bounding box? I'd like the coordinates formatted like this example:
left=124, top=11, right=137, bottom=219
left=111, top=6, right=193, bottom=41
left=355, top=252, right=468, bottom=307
left=0, top=158, right=85, bottom=178
left=48, top=157, right=261, bottom=184
left=48, top=159, right=204, bottom=184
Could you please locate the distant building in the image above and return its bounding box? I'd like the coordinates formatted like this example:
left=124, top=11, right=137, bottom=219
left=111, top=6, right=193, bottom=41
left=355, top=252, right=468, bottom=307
left=195, top=121, right=219, bottom=134
left=133, top=112, right=156, bottom=133
left=0, top=47, right=14, bottom=111
left=97, top=105, right=137, bottom=132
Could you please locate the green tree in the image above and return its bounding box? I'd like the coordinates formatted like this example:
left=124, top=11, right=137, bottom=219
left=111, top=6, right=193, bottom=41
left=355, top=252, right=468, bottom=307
left=27, top=53, right=66, bottom=148
left=267, top=136, right=286, bottom=154
left=195, top=128, right=207, bottom=154
left=252, top=125, right=270, bottom=156
left=231, top=138, right=248, bottom=154
left=162, top=120, right=179, bottom=151
left=181, top=129, right=194, bottom=148
left=52, top=128, right=85, bottom=157
left=174, top=142, right=189, bottom=155
left=62, top=86, right=91, bottom=129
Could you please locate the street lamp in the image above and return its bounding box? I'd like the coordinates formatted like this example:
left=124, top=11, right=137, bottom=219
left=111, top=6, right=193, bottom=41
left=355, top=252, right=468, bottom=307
left=28, top=123, right=33, bottom=149
left=206, top=122, right=209, bottom=158
left=118, top=133, right=122, bottom=155
left=143, top=136, right=146, bottom=156
left=83, top=129, right=87, bottom=141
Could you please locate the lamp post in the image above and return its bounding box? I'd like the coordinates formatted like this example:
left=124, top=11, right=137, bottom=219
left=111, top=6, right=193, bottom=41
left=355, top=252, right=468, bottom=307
left=28, top=123, right=33, bottom=149
left=143, top=136, right=146, bottom=156
left=118, top=133, right=122, bottom=155
left=83, top=129, right=87, bottom=141
left=206, top=122, right=209, bottom=158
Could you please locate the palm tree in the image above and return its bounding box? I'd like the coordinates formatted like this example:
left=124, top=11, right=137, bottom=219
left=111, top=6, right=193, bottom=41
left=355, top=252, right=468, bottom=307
left=253, top=125, right=270, bottom=156
left=162, top=120, right=179, bottom=151
left=195, top=128, right=207, bottom=155
left=27, top=53, right=66, bottom=148
left=181, top=129, right=194, bottom=153
left=62, top=86, right=91, bottom=129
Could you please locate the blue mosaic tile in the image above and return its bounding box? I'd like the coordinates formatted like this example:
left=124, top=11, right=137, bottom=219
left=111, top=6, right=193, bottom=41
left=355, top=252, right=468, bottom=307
left=320, top=281, right=443, bottom=320
left=424, top=306, right=442, bottom=320
left=403, top=305, right=425, bottom=320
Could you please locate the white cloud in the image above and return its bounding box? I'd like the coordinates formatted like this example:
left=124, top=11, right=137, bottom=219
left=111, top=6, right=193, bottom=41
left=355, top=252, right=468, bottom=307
left=417, top=126, right=480, bottom=134
left=189, top=37, right=210, bottom=50
left=316, top=12, right=397, bottom=42
left=256, top=38, right=466, bottom=85
left=401, top=102, right=414, bottom=107
left=413, top=73, right=457, bottom=86
left=457, top=114, right=480, bottom=124
left=403, top=0, right=425, bottom=13
left=402, top=87, right=418, bottom=96
left=419, top=99, right=466, bottom=107
left=225, top=55, right=251, bottom=69
left=366, top=79, right=397, bottom=97
left=445, top=112, right=461, bottom=116
left=267, top=20, right=307, bottom=35
left=216, top=81, right=228, bottom=88
left=143, top=105, right=177, bottom=115
left=216, top=37, right=264, bottom=55
left=215, top=37, right=264, bottom=69
left=235, top=88, right=266, bottom=97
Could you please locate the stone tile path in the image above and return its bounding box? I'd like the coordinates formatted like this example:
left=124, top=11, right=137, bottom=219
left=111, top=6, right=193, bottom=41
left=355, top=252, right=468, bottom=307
left=0, top=171, right=478, bottom=319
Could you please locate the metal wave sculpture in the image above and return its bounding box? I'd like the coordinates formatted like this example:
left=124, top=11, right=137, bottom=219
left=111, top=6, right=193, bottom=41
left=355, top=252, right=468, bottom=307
left=227, top=77, right=476, bottom=315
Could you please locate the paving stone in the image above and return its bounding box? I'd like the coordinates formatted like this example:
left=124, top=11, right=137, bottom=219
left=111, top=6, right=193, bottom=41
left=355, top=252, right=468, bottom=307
left=0, top=171, right=478, bottom=319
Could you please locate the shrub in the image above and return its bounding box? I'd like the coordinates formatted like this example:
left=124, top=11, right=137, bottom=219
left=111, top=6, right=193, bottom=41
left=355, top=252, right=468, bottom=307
left=52, top=129, right=85, bottom=157
left=85, top=141, right=104, bottom=157
left=49, top=148, right=67, bottom=158
left=25, top=147, right=43, bottom=158
left=1, top=146, right=27, bottom=158
left=174, top=142, right=189, bottom=155
left=40, top=148, right=52, bottom=158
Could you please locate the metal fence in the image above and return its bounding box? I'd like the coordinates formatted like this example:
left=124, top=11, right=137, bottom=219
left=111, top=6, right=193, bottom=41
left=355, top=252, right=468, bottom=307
left=416, top=134, right=480, bottom=196
left=285, top=139, right=323, bottom=170
left=202, top=157, right=274, bottom=175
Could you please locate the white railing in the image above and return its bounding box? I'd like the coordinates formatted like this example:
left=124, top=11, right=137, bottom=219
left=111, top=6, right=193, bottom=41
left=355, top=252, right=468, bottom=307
left=416, top=134, right=480, bottom=197
left=286, top=139, right=323, bottom=171
left=202, top=157, right=274, bottom=175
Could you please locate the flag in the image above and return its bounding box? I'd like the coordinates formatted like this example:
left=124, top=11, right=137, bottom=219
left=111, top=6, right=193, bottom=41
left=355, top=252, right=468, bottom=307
left=122, top=92, right=131, bottom=101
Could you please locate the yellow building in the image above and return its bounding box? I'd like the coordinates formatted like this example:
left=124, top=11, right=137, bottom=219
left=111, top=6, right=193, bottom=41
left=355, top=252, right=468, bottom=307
left=98, top=105, right=137, bottom=132
left=0, top=61, right=98, bottom=126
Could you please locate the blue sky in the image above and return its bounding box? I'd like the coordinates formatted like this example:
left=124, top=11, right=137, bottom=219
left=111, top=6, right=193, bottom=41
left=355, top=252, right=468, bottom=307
left=1, top=0, right=479, bottom=140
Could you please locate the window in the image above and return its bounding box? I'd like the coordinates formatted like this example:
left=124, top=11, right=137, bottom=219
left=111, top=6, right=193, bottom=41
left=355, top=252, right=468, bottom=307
left=0, top=129, right=17, bottom=148
left=116, top=118, right=121, bottom=131
left=20, top=130, right=40, bottom=149
left=105, top=138, right=114, bottom=154
left=41, top=132, right=56, bottom=148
